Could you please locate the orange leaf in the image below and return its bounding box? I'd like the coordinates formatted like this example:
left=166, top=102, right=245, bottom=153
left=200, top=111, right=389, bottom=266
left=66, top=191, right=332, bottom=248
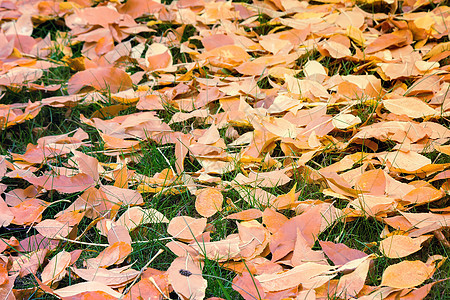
left=118, top=0, right=163, bottom=19
left=116, top=206, right=168, bottom=232
left=255, top=262, right=335, bottom=292
left=124, top=268, right=171, bottom=299
left=190, top=235, right=241, bottom=262
left=197, top=45, right=251, bottom=68
left=167, top=216, right=207, bottom=241
left=72, top=150, right=100, bottom=182
left=25, top=173, right=95, bottom=193
left=379, top=235, right=430, bottom=259
left=272, top=183, right=297, bottom=210
left=72, top=267, right=140, bottom=288
left=402, top=186, right=444, bottom=205
left=86, top=242, right=132, bottom=269
left=34, top=219, right=71, bottom=239
left=67, top=67, right=132, bottom=94
left=0, top=198, right=14, bottom=227
left=269, top=206, right=322, bottom=261
left=238, top=220, right=270, bottom=260
left=195, top=187, right=223, bottom=217
left=101, top=185, right=144, bottom=206
left=262, top=207, right=288, bottom=233
left=336, top=257, right=371, bottom=298
left=107, top=225, right=132, bottom=245
left=41, top=250, right=71, bottom=285
left=0, top=274, right=17, bottom=300
left=63, top=291, right=119, bottom=300
left=232, top=272, right=266, bottom=300
left=381, top=260, right=431, bottom=288
left=365, top=30, right=411, bottom=54
left=319, top=241, right=367, bottom=266
left=0, top=264, right=8, bottom=285
left=382, top=97, right=436, bottom=119
left=167, top=256, right=207, bottom=300
left=224, top=209, right=263, bottom=221
left=54, top=282, right=123, bottom=299
left=10, top=198, right=48, bottom=226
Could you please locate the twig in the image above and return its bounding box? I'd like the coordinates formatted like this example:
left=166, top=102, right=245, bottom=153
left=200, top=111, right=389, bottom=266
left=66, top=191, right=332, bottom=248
left=434, top=230, right=450, bottom=249
left=149, top=277, right=170, bottom=299
left=57, top=236, right=109, bottom=247
left=131, top=237, right=173, bottom=243
left=58, top=235, right=172, bottom=247
left=120, top=249, right=164, bottom=298
left=157, top=147, right=176, bottom=175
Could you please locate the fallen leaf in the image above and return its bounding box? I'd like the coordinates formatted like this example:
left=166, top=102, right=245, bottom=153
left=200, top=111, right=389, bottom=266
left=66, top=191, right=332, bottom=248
left=35, top=219, right=71, bottom=239
left=117, top=206, right=169, bottom=232
left=232, top=272, right=266, bottom=300
left=224, top=209, right=263, bottom=221
left=195, top=188, right=223, bottom=217
left=167, top=216, right=207, bottom=240
left=381, top=260, right=432, bottom=289
left=41, top=250, right=71, bottom=285
left=67, top=67, right=133, bottom=94
left=190, top=235, right=241, bottom=262
left=167, top=256, right=207, bottom=300
left=238, top=220, right=270, bottom=260
left=382, top=97, right=436, bottom=118
left=72, top=266, right=140, bottom=288
left=255, top=262, right=335, bottom=291
left=107, top=225, right=132, bottom=245
left=25, top=173, right=95, bottom=193
left=319, top=241, right=368, bottom=266
left=53, top=282, right=124, bottom=298
left=86, top=242, right=132, bottom=269
left=336, top=256, right=371, bottom=298
left=379, top=235, right=429, bottom=259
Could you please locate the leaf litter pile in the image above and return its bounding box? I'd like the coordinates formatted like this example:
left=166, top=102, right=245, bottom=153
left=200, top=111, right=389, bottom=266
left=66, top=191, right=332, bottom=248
left=1, top=0, right=450, bottom=299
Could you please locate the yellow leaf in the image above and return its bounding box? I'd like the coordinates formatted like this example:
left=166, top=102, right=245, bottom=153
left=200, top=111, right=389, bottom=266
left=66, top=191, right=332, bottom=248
left=347, top=25, right=365, bottom=46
